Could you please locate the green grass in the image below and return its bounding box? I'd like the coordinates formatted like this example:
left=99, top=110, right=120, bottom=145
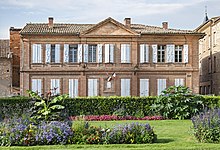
left=3, top=120, right=220, bottom=150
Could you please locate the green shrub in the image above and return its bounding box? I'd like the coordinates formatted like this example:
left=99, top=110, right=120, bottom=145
left=108, top=122, right=157, bottom=144
left=192, top=109, right=220, bottom=143
left=151, top=86, right=204, bottom=119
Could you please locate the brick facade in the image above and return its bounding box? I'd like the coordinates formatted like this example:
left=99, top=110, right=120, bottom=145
left=20, top=17, right=203, bottom=96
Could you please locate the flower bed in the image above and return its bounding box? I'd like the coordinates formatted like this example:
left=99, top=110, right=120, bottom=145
left=69, top=115, right=163, bottom=121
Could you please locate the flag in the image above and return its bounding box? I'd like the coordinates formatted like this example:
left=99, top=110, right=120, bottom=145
left=112, top=72, right=116, bottom=78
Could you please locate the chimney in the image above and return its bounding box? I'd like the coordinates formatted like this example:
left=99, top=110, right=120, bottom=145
left=162, top=22, right=168, bottom=29
left=48, top=17, right=54, bottom=28
left=124, top=18, right=131, bottom=28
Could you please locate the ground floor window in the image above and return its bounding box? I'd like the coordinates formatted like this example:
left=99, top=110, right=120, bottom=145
left=157, top=79, right=166, bottom=96
left=69, top=79, right=78, bottom=98
left=51, top=79, right=60, bottom=96
left=174, top=78, right=184, bottom=86
left=121, top=79, right=130, bottom=96
left=31, top=79, right=42, bottom=95
left=140, top=79, right=149, bottom=96
left=88, top=79, right=98, bottom=96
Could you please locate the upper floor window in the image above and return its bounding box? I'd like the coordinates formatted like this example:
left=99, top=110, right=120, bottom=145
left=140, top=44, right=149, bottom=63
left=157, top=45, right=165, bottom=62
left=121, top=44, right=130, bottom=63
left=69, top=45, right=78, bottom=63
left=32, top=44, right=42, bottom=63
left=64, top=44, right=82, bottom=63
left=46, top=44, right=60, bottom=63
left=84, top=44, right=102, bottom=63
left=105, top=44, right=114, bottom=63
left=175, top=46, right=183, bottom=62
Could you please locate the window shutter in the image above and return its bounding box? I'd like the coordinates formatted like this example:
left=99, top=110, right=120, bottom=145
left=38, top=44, right=42, bottom=63
left=145, top=44, right=149, bottom=62
left=88, top=79, right=92, bottom=96
left=175, top=78, right=184, bottom=86
left=37, top=79, right=42, bottom=95
left=166, top=45, right=172, bottom=63
left=64, top=44, right=69, bottom=63
left=88, top=79, right=97, bottom=96
left=97, top=44, right=103, bottom=63
left=121, top=44, right=126, bottom=63
left=126, top=44, right=130, bottom=63
left=157, top=79, right=166, bottom=96
left=140, top=44, right=145, bottom=63
left=32, top=79, right=37, bottom=92
left=55, top=44, right=60, bottom=63
left=105, top=44, right=110, bottom=63
left=140, top=79, right=149, bottom=96
left=74, top=79, right=78, bottom=97
left=46, top=44, right=51, bottom=63
left=183, top=44, right=189, bottom=63
left=152, top=44, right=157, bottom=63
left=69, top=79, right=73, bottom=98
left=93, top=79, right=98, bottom=96
left=51, top=79, right=60, bottom=95
left=109, top=44, right=114, bottom=63
left=121, top=79, right=130, bottom=96
left=32, top=44, right=37, bottom=63
left=84, top=44, right=88, bottom=63
left=121, top=79, right=125, bottom=96
left=69, top=79, right=78, bottom=98
left=78, top=44, right=82, bottom=62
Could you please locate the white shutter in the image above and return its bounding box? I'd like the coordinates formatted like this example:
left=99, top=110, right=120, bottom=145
left=121, top=44, right=126, bottom=63
left=97, top=44, right=103, bottom=63
left=170, top=45, right=175, bottom=62
left=38, top=44, right=42, bottom=63
left=166, top=45, right=172, bottom=63
left=64, top=44, right=69, bottom=63
left=93, top=79, right=98, bottom=96
left=37, top=79, right=42, bottom=95
left=183, top=44, right=189, bottom=63
left=126, top=44, right=130, bottom=63
left=84, top=44, right=88, bottom=63
left=46, top=44, right=51, bottom=63
left=145, top=44, right=149, bottom=62
left=32, top=79, right=37, bottom=92
left=51, top=79, right=60, bottom=95
left=78, top=44, right=82, bottom=62
left=69, top=79, right=78, bottom=98
left=157, top=79, right=166, bottom=96
left=140, top=44, right=145, bottom=63
left=105, top=44, right=110, bottom=63
left=121, top=79, right=125, bottom=96
left=140, top=79, right=149, bottom=96
left=110, top=44, right=114, bottom=63
left=88, top=79, right=97, bottom=96
left=32, top=44, right=37, bottom=63
left=55, top=44, right=60, bottom=63
left=152, top=44, right=157, bottom=63
left=175, top=78, right=184, bottom=86
left=121, top=79, right=130, bottom=96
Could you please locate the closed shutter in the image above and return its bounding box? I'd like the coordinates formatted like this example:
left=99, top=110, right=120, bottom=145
left=51, top=79, right=60, bottom=95
left=64, top=44, right=69, bottom=63
left=32, top=44, right=37, bottom=63
left=88, top=79, right=98, bottom=96
left=140, top=79, right=149, bottom=96
left=121, top=44, right=126, bottom=63
left=140, top=44, right=145, bottom=63
left=55, top=44, right=60, bottom=63
left=38, top=44, right=42, bottom=63
left=175, top=78, right=184, bottom=86
left=105, top=44, right=110, bottom=63
left=109, top=44, right=114, bottom=63
left=69, top=79, right=78, bottom=98
left=126, top=44, right=130, bottom=63
left=121, top=79, right=130, bottom=96
left=167, top=44, right=175, bottom=63
left=152, top=44, right=157, bottom=63
left=78, top=44, right=82, bottom=62
left=32, top=79, right=41, bottom=95
left=145, top=44, right=149, bottom=62
left=97, top=44, right=102, bottom=63
left=157, top=79, right=166, bottom=96
left=84, top=44, right=88, bottom=63
left=183, top=44, right=189, bottom=63
left=46, top=44, right=51, bottom=63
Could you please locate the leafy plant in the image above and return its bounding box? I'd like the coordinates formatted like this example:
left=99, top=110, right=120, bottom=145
left=192, top=108, right=220, bottom=143
left=151, top=86, right=204, bottom=119
left=27, top=90, right=68, bottom=122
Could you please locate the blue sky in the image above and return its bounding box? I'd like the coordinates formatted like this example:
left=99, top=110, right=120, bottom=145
left=0, top=0, right=219, bottom=39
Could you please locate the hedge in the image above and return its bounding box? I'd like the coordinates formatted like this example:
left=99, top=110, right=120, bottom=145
left=1, top=95, right=220, bottom=119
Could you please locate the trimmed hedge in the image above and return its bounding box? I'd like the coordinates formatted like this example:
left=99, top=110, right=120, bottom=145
left=1, top=95, right=220, bottom=119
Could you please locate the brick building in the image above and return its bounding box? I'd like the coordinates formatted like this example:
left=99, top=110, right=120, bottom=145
left=196, top=16, right=220, bottom=95
left=19, top=17, right=203, bottom=97
left=0, top=40, right=12, bottom=97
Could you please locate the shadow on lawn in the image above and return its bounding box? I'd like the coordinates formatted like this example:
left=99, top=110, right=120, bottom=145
left=156, top=138, right=174, bottom=143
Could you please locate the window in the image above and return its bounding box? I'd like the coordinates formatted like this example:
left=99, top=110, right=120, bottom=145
left=175, top=46, right=183, bottom=62
left=88, top=45, right=97, bottom=62
left=46, top=44, right=60, bottom=63
left=175, top=78, right=184, bottom=86
left=88, top=79, right=98, bottom=96
left=84, top=44, right=102, bottom=63
left=121, top=44, right=130, bottom=63
left=69, top=79, right=78, bottom=98
left=51, top=79, right=60, bottom=96
left=69, top=45, right=78, bottom=63
left=157, top=45, right=165, bottom=62
left=140, top=44, right=149, bottom=63
left=157, top=79, right=166, bottom=96
left=32, top=44, right=42, bottom=63
left=105, top=44, right=114, bottom=63
left=140, top=79, right=149, bottom=96
left=121, top=79, right=130, bottom=96
left=31, top=79, right=41, bottom=95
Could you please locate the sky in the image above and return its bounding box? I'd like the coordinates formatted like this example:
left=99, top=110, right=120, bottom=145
left=0, top=0, right=219, bottom=39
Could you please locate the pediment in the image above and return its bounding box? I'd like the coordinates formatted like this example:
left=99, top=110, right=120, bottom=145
left=81, top=17, right=139, bottom=36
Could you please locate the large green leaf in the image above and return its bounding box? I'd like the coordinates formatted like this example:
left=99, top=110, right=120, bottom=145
left=50, top=105, right=65, bottom=110
left=35, top=101, right=45, bottom=106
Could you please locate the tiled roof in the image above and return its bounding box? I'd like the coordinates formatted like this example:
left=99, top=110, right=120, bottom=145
left=20, top=18, right=201, bottom=35
left=0, top=40, right=10, bottom=58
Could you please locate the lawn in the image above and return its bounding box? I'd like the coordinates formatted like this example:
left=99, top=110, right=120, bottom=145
left=4, top=120, right=220, bottom=150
